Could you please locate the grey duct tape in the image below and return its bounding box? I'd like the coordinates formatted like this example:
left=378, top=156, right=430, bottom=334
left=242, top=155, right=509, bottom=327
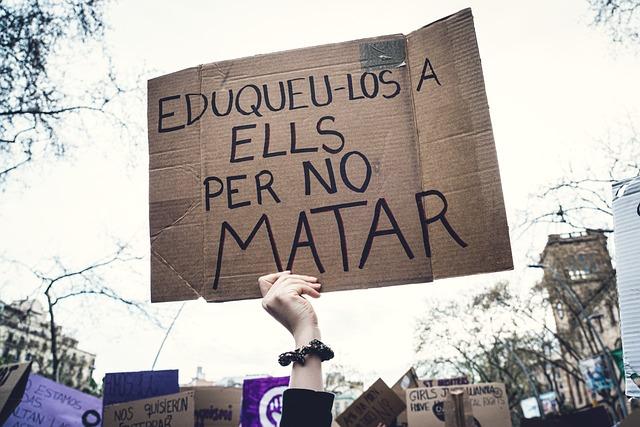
left=360, top=38, right=406, bottom=70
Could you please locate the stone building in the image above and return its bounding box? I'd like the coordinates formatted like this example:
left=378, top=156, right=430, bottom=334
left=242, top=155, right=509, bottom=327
left=538, top=230, right=622, bottom=410
left=0, top=298, right=96, bottom=391
left=325, top=371, right=364, bottom=419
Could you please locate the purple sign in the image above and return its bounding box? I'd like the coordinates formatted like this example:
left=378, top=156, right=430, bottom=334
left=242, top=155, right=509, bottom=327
left=241, top=376, right=289, bottom=427
left=5, top=374, right=102, bottom=426
left=102, top=369, right=178, bottom=406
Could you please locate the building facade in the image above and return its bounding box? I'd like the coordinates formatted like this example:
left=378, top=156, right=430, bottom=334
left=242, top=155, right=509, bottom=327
left=0, top=298, right=96, bottom=391
left=538, top=230, right=622, bottom=410
left=325, top=371, right=364, bottom=419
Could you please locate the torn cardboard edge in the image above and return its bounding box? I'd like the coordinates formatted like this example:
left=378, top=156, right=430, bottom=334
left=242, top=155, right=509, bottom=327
left=147, top=8, right=468, bottom=85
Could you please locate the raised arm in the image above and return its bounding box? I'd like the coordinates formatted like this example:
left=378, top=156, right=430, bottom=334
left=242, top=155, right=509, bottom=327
left=258, top=271, right=334, bottom=427
left=259, top=271, right=324, bottom=390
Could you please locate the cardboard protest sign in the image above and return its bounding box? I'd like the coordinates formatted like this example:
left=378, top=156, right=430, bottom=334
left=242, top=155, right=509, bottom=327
left=336, top=378, right=405, bottom=427
left=443, top=389, right=474, bottom=427
left=103, top=390, right=194, bottom=427
left=420, top=376, right=469, bottom=388
left=103, top=369, right=179, bottom=406
left=0, top=362, right=31, bottom=424
left=392, top=368, right=420, bottom=397
left=5, top=373, right=102, bottom=427
left=520, top=392, right=559, bottom=419
left=392, top=368, right=420, bottom=427
left=147, top=8, right=513, bottom=303
left=406, top=382, right=510, bottom=427
left=612, top=176, right=640, bottom=398
left=240, top=376, right=289, bottom=427
left=180, top=386, right=241, bottom=427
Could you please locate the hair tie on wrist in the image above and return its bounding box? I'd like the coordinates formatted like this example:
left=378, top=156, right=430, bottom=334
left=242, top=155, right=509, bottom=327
left=278, top=339, right=334, bottom=366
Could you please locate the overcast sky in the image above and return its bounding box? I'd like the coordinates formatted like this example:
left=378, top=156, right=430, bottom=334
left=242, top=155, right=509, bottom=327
left=2, top=0, right=639, bottom=388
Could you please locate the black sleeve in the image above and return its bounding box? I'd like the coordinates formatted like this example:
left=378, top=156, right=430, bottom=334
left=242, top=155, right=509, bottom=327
left=280, top=388, right=335, bottom=427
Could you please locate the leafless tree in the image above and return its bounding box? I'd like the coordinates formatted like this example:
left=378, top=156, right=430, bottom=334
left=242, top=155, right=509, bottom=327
left=20, top=244, right=159, bottom=383
left=589, top=0, right=640, bottom=43
left=414, top=281, right=620, bottom=424
left=519, top=125, right=640, bottom=234
left=0, top=0, right=132, bottom=185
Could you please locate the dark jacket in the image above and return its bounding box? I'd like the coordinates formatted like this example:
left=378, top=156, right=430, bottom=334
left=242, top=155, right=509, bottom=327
left=280, top=388, right=335, bottom=427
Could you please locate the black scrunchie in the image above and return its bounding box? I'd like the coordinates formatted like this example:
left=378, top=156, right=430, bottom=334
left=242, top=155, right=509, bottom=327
left=278, top=339, right=334, bottom=366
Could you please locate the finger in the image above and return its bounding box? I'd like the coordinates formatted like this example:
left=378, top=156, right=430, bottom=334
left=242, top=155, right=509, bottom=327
left=280, top=273, right=318, bottom=283
left=258, top=271, right=291, bottom=296
left=277, top=276, right=319, bottom=290
left=259, top=271, right=291, bottom=284
left=294, top=284, right=321, bottom=298
left=279, top=278, right=320, bottom=291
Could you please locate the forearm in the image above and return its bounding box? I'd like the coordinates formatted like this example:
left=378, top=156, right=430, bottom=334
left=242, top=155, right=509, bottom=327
left=289, top=325, right=323, bottom=391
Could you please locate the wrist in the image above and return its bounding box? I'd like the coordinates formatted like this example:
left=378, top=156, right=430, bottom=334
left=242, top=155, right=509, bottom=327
left=293, top=324, right=321, bottom=347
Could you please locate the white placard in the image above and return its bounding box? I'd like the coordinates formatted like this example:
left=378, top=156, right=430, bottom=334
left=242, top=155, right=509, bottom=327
left=612, top=176, right=640, bottom=398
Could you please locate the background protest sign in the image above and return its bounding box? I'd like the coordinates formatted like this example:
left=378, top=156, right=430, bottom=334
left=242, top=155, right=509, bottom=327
left=578, top=355, right=614, bottom=395
left=180, top=385, right=241, bottom=427
left=103, top=369, right=179, bottom=406
left=392, top=368, right=420, bottom=427
left=103, top=390, right=194, bottom=427
left=240, top=376, right=289, bottom=427
left=520, top=392, right=559, bottom=419
left=612, top=176, right=640, bottom=398
left=5, top=373, right=101, bottom=427
left=147, top=8, right=512, bottom=303
left=0, top=362, right=31, bottom=424
left=420, top=376, right=469, bottom=388
left=336, top=378, right=405, bottom=427
left=406, top=382, right=510, bottom=427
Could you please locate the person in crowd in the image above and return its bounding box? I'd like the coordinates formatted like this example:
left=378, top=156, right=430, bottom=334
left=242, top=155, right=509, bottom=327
left=259, top=271, right=389, bottom=427
left=259, top=271, right=332, bottom=426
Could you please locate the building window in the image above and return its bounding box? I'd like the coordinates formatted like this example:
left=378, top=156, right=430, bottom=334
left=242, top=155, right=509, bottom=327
left=556, top=302, right=565, bottom=319
left=574, top=377, right=583, bottom=405
left=607, top=303, right=617, bottom=326
left=565, top=253, right=600, bottom=281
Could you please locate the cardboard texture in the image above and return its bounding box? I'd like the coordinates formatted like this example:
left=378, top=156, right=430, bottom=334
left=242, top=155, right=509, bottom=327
left=148, top=8, right=512, bottom=302
left=180, top=386, right=241, bottom=427
left=6, top=373, right=102, bottom=427
left=443, top=390, right=474, bottom=427
left=336, top=378, right=405, bottom=427
left=612, top=176, right=640, bottom=398
left=103, top=369, right=180, bottom=406
left=392, top=368, right=420, bottom=426
left=406, top=382, right=511, bottom=427
left=103, top=390, right=194, bottom=427
left=0, top=362, right=31, bottom=425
